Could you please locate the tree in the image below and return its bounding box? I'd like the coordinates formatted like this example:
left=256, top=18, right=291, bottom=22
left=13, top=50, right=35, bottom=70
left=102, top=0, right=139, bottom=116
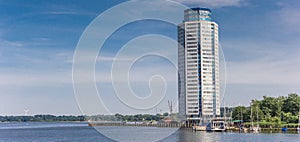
left=163, top=112, right=169, bottom=116
left=282, top=112, right=298, bottom=123
left=250, top=100, right=264, bottom=122
left=260, top=96, right=283, bottom=117
left=115, top=113, right=124, bottom=121
left=232, top=106, right=249, bottom=121
left=282, top=93, right=300, bottom=115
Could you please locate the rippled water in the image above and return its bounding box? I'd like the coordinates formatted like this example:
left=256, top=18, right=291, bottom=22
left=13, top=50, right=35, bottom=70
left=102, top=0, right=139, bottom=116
left=0, top=122, right=299, bottom=142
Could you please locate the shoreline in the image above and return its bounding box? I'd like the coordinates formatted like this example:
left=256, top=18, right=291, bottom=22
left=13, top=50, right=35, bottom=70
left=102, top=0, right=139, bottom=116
left=87, top=122, right=300, bottom=131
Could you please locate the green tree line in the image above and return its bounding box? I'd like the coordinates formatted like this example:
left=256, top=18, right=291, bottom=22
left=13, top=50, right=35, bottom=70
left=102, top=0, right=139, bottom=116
left=86, top=113, right=169, bottom=122
left=0, top=113, right=169, bottom=122
left=0, top=115, right=85, bottom=122
left=232, top=93, right=300, bottom=126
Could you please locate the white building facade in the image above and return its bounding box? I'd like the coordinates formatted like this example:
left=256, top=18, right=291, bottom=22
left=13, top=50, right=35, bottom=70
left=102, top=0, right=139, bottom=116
left=178, top=8, right=220, bottom=120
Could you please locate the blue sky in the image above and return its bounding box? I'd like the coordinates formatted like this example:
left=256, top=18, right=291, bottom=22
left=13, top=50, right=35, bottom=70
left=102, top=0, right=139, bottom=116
left=0, top=0, right=300, bottom=115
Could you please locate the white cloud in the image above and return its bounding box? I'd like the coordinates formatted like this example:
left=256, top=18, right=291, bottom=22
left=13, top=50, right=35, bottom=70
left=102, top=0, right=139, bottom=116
left=46, top=11, right=77, bottom=15
left=0, top=43, right=74, bottom=87
left=273, top=4, right=300, bottom=32
left=227, top=58, right=300, bottom=85
left=173, top=0, right=246, bottom=8
left=38, top=10, right=98, bottom=17
left=0, top=72, right=72, bottom=87
left=31, top=37, right=51, bottom=41
left=97, top=56, right=132, bottom=62
left=0, top=39, right=23, bottom=48
left=96, top=65, right=177, bottom=83
left=221, top=34, right=300, bottom=85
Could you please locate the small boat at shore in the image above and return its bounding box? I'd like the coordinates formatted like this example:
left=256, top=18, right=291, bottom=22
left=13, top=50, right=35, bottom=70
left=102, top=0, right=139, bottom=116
left=250, top=103, right=261, bottom=133
left=192, top=125, right=207, bottom=131
left=297, top=109, right=300, bottom=132
left=211, top=126, right=226, bottom=132
left=192, top=117, right=209, bottom=131
left=281, top=126, right=288, bottom=132
left=206, top=121, right=226, bottom=132
left=238, top=124, right=248, bottom=133
left=250, top=126, right=260, bottom=133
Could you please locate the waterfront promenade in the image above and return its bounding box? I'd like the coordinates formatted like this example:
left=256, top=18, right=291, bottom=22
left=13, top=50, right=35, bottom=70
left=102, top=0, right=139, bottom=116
left=88, top=121, right=185, bottom=128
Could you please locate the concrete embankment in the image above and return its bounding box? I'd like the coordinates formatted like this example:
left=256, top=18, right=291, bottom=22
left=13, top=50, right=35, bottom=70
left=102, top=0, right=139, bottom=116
left=88, top=122, right=186, bottom=128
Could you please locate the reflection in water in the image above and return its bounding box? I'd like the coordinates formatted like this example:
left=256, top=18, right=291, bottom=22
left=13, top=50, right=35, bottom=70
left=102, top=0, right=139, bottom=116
left=176, top=129, right=221, bottom=142
left=162, top=128, right=300, bottom=142
left=0, top=123, right=300, bottom=142
left=95, top=126, right=178, bottom=142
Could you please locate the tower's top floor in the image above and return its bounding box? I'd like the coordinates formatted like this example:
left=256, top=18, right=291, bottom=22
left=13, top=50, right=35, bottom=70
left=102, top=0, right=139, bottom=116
left=184, top=8, right=212, bottom=22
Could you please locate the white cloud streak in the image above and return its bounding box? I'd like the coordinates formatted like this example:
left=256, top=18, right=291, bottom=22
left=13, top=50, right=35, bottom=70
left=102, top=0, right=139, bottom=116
left=0, top=39, right=23, bottom=48
left=223, top=38, right=300, bottom=85
left=227, top=56, right=300, bottom=85
left=0, top=41, right=74, bottom=87
left=272, top=2, right=300, bottom=33
left=0, top=72, right=72, bottom=87
left=173, top=0, right=246, bottom=8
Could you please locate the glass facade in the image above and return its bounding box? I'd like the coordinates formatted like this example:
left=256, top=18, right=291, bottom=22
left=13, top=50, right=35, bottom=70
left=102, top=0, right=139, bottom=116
left=184, top=8, right=212, bottom=22
left=178, top=8, right=220, bottom=119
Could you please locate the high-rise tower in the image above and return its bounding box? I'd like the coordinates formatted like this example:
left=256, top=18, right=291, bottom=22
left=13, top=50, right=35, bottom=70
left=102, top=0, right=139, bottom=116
left=178, top=8, right=220, bottom=121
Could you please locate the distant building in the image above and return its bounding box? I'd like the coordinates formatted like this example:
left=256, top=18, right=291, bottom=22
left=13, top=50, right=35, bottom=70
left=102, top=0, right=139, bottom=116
left=178, top=8, right=220, bottom=122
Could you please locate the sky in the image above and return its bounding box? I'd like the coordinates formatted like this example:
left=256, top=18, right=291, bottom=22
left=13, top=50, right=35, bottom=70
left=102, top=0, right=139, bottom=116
left=0, top=0, right=300, bottom=115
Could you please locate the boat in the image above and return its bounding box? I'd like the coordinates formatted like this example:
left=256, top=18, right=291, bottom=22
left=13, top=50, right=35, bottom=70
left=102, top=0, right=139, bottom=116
left=212, top=125, right=226, bottom=132
left=250, top=105, right=261, bottom=133
left=238, top=123, right=248, bottom=133
left=250, top=126, right=260, bottom=132
left=193, top=124, right=207, bottom=131
left=281, top=126, right=288, bottom=132
left=237, top=105, right=247, bottom=133
left=250, top=126, right=260, bottom=133
left=297, top=109, right=300, bottom=132
left=192, top=116, right=209, bottom=131
left=206, top=120, right=226, bottom=132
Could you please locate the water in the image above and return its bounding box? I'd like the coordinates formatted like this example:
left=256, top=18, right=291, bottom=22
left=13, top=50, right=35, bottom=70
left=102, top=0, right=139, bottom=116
left=0, top=122, right=299, bottom=142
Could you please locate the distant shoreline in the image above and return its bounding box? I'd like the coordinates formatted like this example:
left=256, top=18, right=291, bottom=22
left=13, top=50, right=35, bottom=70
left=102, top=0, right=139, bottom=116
left=0, top=115, right=86, bottom=122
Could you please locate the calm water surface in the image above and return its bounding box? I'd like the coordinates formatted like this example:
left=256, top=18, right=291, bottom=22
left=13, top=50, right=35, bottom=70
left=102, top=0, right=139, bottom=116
left=0, top=122, right=299, bottom=142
